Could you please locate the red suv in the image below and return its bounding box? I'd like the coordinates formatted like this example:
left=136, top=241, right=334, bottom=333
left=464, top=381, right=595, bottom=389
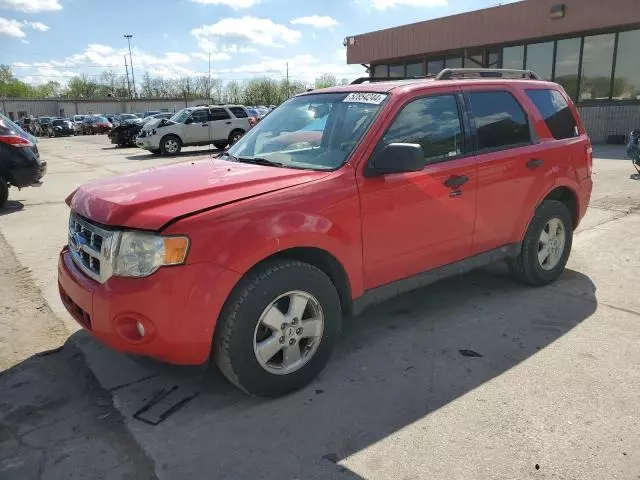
left=58, top=69, right=592, bottom=397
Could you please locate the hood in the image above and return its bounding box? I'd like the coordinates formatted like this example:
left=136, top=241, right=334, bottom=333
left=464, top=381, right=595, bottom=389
left=143, top=118, right=174, bottom=130
left=69, top=159, right=330, bottom=230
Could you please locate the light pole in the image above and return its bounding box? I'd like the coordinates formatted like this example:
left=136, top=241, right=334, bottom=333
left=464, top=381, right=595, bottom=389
left=124, top=34, right=136, bottom=98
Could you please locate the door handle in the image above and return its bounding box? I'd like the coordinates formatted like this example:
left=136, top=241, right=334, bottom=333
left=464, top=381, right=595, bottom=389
left=527, top=158, right=544, bottom=169
left=225, top=121, right=232, bottom=124
left=202, top=123, right=209, bottom=127
left=444, top=175, right=469, bottom=189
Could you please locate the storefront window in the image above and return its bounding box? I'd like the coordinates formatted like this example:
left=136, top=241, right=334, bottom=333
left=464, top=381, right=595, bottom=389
left=373, top=65, right=388, bottom=78
left=466, top=50, right=484, bottom=68
left=406, top=62, right=425, bottom=77
left=445, top=56, right=463, bottom=68
left=554, top=37, right=581, bottom=100
left=525, top=42, right=554, bottom=80
left=502, top=45, right=524, bottom=69
left=389, top=64, right=405, bottom=78
left=580, top=34, right=615, bottom=100
left=427, top=59, right=444, bottom=75
left=613, top=29, right=640, bottom=100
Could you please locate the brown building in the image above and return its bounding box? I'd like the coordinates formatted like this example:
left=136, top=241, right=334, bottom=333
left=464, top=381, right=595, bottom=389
left=346, top=0, right=640, bottom=142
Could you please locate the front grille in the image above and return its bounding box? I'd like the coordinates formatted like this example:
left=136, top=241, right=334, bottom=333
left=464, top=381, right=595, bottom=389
left=59, top=283, right=92, bottom=329
left=68, top=212, right=120, bottom=283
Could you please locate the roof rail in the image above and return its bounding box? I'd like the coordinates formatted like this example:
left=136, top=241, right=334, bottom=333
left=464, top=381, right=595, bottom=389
left=435, top=68, right=540, bottom=80
left=350, top=75, right=434, bottom=84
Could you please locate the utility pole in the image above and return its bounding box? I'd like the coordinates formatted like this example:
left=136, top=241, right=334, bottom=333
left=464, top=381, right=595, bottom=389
left=123, top=55, right=132, bottom=98
left=286, top=62, right=290, bottom=99
left=208, top=52, right=212, bottom=104
left=124, top=34, right=136, bottom=98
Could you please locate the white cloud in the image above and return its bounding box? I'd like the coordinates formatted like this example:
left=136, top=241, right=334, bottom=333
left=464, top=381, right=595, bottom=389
left=365, top=0, right=447, bottom=9
left=0, top=16, right=24, bottom=37
left=23, top=19, right=48, bottom=31
left=291, top=15, right=339, bottom=29
left=0, top=0, right=62, bottom=13
left=191, top=17, right=301, bottom=50
left=189, top=0, right=260, bottom=8
left=191, top=51, right=232, bottom=61
left=214, top=54, right=365, bottom=82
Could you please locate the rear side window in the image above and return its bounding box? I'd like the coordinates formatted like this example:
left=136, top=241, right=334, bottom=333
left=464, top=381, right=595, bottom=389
left=382, top=95, right=463, bottom=163
left=526, top=89, right=578, bottom=140
left=468, top=91, right=531, bottom=151
left=210, top=108, right=231, bottom=121
left=228, top=107, right=248, bottom=118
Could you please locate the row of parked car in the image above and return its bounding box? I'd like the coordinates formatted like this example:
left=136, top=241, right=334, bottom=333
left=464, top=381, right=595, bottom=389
left=111, top=104, right=272, bottom=155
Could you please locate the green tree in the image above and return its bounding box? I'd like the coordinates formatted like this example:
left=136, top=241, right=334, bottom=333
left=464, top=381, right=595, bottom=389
left=315, top=73, right=337, bottom=89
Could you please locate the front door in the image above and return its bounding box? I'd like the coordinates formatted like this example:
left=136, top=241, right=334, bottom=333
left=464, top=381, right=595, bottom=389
left=182, top=109, right=210, bottom=145
left=358, top=93, right=477, bottom=289
left=209, top=107, right=233, bottom=141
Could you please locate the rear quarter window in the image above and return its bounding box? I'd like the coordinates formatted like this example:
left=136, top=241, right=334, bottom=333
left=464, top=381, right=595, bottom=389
left=526, top=89, right=579, bottom=140
left=228, top=107, right=248, bottom=118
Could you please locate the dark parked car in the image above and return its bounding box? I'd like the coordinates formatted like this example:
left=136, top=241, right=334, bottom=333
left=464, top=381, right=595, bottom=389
left=80, top=116, right=113, bottom=135
left=108, top=119, right=143, bottom=147
left=47, top=118, right=75, bottom=137
left=0, top=116, right=47, bottom=208
left=33, top=116, right=53, bottom=137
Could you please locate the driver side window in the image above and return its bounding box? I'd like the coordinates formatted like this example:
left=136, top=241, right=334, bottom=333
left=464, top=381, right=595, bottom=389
left=188, top=110, right=209, bottom=124
left=383, top=95, right=463, bottom=163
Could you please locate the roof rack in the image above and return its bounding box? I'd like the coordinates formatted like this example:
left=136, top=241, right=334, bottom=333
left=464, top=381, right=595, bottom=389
left=435, top=68, right=540, bottom=80
left=350, top=68, right=540, bottom=85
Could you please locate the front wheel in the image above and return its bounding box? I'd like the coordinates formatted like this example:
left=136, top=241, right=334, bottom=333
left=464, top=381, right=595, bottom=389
left=160, top=135, right=181, bottom=155
left=214, top=260, right=341, bottom=398
left=508, top=199, right=573, bottom=286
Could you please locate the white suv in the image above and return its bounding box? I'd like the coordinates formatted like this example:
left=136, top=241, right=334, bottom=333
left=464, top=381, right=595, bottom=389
left=136, top=105, right=251, bottom=155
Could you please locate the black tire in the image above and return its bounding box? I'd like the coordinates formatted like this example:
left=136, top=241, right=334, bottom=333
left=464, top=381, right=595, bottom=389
left=0, top=178, right=8, bottom=209
left=214, top=259, right=342, bottom=398
left=213, top=141, right=228, bottom=150
left=160, top=135, right=182, bottom=155
left=508, top=200, right=573, bottom=286
left=149, top=149, right=162, bottom=155
left=228, top=129, right=245, bottom=146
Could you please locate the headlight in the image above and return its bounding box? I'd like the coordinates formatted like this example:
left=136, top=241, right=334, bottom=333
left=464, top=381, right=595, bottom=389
left=113, top=231, right=189, bottom=277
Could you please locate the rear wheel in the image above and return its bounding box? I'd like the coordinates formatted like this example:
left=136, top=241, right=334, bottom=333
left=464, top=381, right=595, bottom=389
left=160, top=135, right=181, bottom=155
left=508, top=200, right=573, bottom=286
left=228, top=129, right=244, bottom=146
left=214, top=259, right=341, bottom=398
left=0, top=178, right=8, bottom=209
left=214, top=141, right=228, bottom=150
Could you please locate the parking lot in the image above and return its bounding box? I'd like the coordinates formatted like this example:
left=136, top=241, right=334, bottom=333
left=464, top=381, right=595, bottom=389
left=1, top=135, right=640, bottom=479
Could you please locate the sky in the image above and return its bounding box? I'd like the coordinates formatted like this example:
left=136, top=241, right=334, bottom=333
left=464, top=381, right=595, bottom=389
left=0, top=0, right=518, bottom=86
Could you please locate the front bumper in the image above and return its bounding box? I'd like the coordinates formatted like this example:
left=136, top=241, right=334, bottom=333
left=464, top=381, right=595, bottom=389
left=136, top=135, right=161, bottom=150
left=57, top=247, right=241, bottom=365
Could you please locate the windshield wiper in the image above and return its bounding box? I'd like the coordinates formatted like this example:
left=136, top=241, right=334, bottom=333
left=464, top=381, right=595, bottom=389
left=236, top=156, right=285, bottom=168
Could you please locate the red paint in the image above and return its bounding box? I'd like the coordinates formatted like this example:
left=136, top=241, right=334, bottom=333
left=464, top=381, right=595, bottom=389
left=59, top=79, right=592, bottom=365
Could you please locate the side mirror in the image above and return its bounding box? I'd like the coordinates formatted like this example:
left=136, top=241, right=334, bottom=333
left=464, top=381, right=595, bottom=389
left=365, top=143, right=426, bottom=177
left=184, top=117, right=193, bottom=124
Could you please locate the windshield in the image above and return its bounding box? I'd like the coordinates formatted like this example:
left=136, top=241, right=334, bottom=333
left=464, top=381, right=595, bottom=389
left=228, top=92, right=386, bottom=171
left=170, top=108, right=192, bottom=123
left=96, top=116, right=108, bottom=123
left=53, top=120, right=68, bottom=126
left=74, top=116, right=85, bottom=121
left=39, top=117, right=52, bottom=124
left=120, top=114, right=137, bottom=120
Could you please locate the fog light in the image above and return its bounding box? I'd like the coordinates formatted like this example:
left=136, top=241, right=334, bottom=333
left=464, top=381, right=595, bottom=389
left=136, top=321, right=145, bottom=338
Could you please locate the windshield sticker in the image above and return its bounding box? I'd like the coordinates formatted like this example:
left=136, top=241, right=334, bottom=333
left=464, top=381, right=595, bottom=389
left=343, top=93, right=387, bottom=105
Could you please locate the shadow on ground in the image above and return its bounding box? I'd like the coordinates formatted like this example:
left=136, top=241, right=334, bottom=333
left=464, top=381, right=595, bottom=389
left=0, top=343, right=156, bottom=480
left=0, top=201, right=25, bottom=217
left=68, top=263, right=597, bottom=479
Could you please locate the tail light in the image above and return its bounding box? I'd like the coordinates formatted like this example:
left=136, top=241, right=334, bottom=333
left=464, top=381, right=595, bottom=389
left=586, top=144, right=593, bottom=177
left=0, top=135, right=33, bottom=148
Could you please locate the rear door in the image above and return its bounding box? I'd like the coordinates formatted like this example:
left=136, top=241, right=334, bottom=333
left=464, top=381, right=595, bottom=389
left=182, top=109, right=210, bottom=145
left=464, top=87, right=556, bottom=254
left=210, top=107, right=233, bottom=141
